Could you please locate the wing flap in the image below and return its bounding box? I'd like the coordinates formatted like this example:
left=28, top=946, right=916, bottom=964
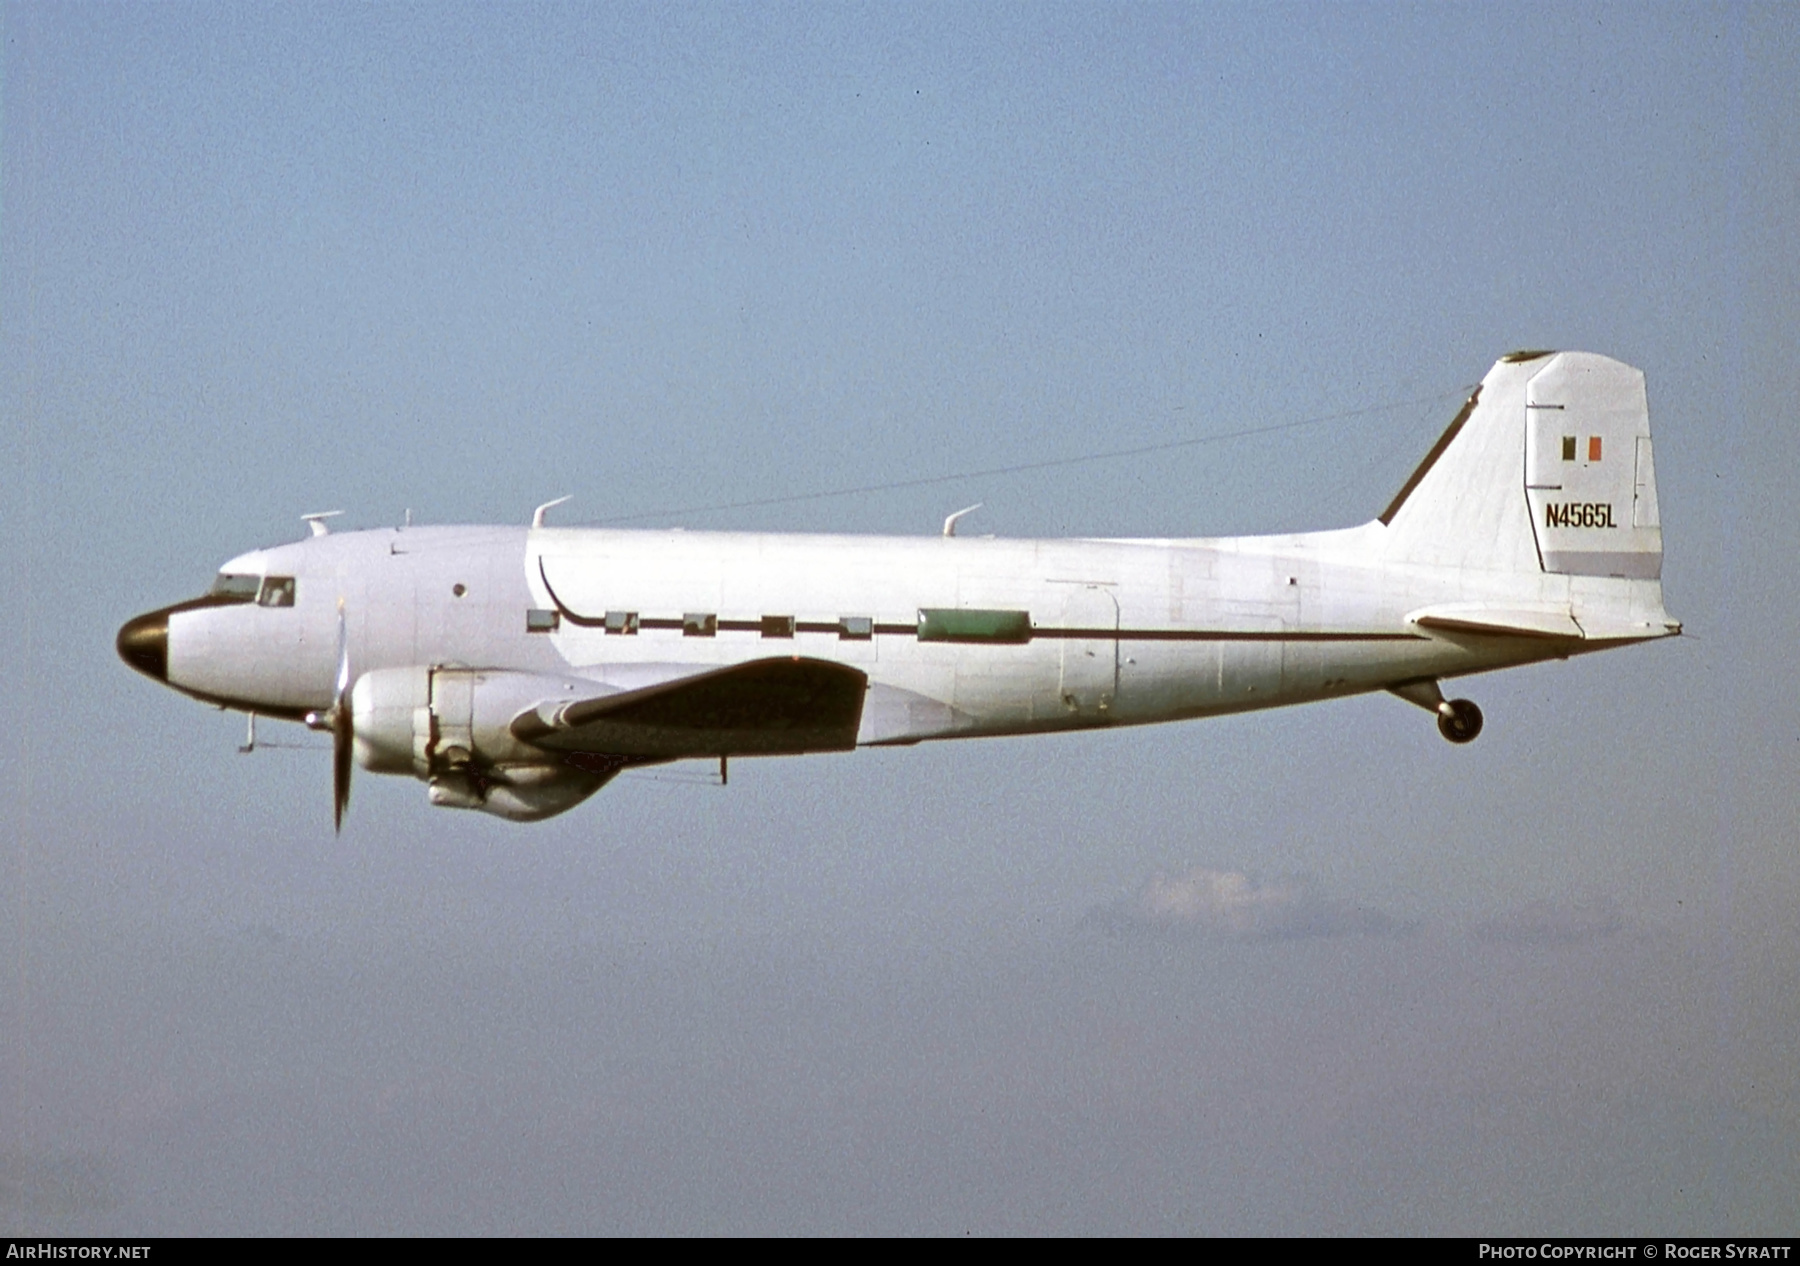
left=513, top=656, right=868, bottom=757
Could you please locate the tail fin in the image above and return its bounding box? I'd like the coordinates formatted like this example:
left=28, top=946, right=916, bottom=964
left=1378, top=350, right=1662, bottom=581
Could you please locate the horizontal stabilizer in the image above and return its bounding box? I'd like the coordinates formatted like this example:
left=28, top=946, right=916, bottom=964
left=512, top=656, right=868, bottom=758
left=1407, top=604, right=1583, bottom=640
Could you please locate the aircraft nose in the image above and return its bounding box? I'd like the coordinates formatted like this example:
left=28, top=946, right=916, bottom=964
left=117, top=609, right=169, bottom=682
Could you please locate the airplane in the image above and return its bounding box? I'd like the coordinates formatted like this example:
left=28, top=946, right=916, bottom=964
left=117, top=350, right=1679, bottom=827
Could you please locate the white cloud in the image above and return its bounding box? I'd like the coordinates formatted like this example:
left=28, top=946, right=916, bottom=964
left=1137, top=868, right=1303, bottom=934
left=1087, top=868, right=1412, bottom=940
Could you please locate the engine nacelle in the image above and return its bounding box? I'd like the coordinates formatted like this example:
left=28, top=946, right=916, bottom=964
left=350, top=666, right=616, bottom=821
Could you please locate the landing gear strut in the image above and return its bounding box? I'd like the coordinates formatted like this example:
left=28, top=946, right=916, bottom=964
left=1388, top=679, right=1484, bottom=745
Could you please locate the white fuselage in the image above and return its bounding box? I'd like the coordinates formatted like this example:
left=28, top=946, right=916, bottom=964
left=161, top=519, right=1669, bottom=745
left=117, top=352, right=1682, bottom=821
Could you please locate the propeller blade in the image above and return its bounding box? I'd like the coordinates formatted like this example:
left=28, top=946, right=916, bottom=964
left=334, top=599, right=351, bottom=698
left=332, top=598, right=352, bottom=833
left=333, top=705, right=353, bottom=833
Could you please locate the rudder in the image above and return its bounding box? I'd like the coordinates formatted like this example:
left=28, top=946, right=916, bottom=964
left=1378, top=350, right=1663, bottom=582
left=1521, top=353, right=1661, bottom=579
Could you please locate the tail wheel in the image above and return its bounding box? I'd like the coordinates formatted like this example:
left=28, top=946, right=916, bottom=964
left=1437, top=699, right=1483, bottom=744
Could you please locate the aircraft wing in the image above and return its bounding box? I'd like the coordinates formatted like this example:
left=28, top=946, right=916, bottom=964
left=511, top=656, right=869, bottom=758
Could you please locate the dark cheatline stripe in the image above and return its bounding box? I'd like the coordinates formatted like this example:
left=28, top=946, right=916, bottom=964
left=537, top=559, right=1423, bottom=645
left=1036, top=627, right=1421, bottom=642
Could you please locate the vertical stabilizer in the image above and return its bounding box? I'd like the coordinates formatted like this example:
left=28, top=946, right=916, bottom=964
left=1377, top=353, right=1544, bottom=574
left=1377, top=350, right=1662, bottom=582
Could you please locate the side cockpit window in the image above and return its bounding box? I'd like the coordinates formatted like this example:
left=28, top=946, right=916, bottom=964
left=257, top=576, right=296, bottom=608
left=210, top=573, right=261, bottom=603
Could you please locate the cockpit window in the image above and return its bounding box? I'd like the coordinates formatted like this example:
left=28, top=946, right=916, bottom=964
left=210, top=573, right=261, bottom=603
left=257, top=576, right=296, bottom=608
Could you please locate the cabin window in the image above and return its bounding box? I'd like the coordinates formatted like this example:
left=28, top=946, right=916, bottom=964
left=604, top=610, right=639, bottom=635
left=916, top=608, right=1032, bottom=644
left=257, top=576, right=296, bottom=608
left=210, top=573, right=261, bottom=603
left=838, top=616, right=873, bottom=641
left=761, top=615, right=796, bottom=639
left=525, top=608, right=560, bottom=633
left=683, top=612, right=717, bottom=638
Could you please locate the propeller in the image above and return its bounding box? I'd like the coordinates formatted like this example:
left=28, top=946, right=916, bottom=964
left=331, top=599, right=352, bottom=831
left=295, top=601, right=351, bottom=831
left=305, top=600, right=355, bottom=831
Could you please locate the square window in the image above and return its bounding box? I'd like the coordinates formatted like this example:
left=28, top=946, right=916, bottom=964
left=525, top=608, right=560, bottom=633
left=1561, top=436, right=1576, bottom=461
left=683, top=612, right=717, bottom=638
left=211, top=573, right=261, bottom=602
left=1588, top=435, right=1603, bottom=462
left=838, top=616, right=873, bottom=641
left=761, top=614, right=796, bottom=639
left=604, top=610, right=639, bottom=635
left=257, top=576, right=295, bottom=608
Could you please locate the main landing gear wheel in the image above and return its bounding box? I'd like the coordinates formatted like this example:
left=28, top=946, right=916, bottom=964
left=1436, top=699, right=1483, bottom=744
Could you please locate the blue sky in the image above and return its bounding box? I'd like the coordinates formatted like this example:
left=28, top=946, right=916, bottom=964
left=5, top=2, right=1798, bottom=1232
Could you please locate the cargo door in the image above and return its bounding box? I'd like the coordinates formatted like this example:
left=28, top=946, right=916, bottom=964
left=1057, top=584, right=1118, bottom=718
